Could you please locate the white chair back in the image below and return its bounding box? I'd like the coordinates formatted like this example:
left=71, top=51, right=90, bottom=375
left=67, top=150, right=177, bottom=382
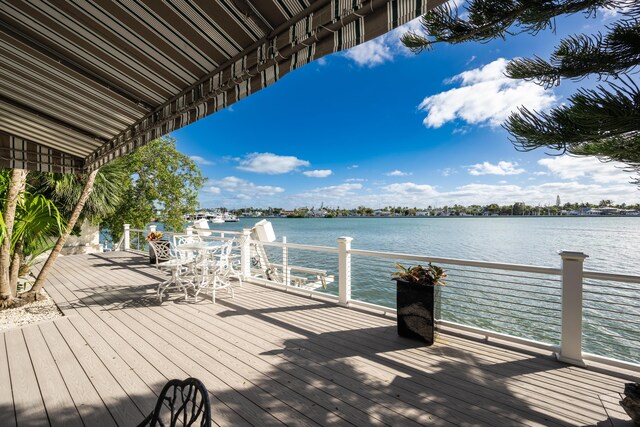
left=149, top=240, right=172, bottom=267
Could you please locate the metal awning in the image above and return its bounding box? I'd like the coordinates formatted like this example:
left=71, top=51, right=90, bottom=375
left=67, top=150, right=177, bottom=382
left=0, top=0, right=444, bottom=173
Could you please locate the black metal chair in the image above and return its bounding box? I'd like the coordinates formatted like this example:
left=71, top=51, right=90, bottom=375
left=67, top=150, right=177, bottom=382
left=138, top=378, right=212, bottom=427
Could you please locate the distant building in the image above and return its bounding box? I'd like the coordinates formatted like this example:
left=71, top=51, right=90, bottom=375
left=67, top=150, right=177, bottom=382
left=415, top=211, right=430, bottom=216
left=373, top=210, right=391, bottom=217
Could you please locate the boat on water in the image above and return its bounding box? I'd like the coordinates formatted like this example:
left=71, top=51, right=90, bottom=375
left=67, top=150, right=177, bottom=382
left=185, top=210, right=225, bottom=223
left=210, top=215, right=225, bottom=224
left=224, top=213, right=239, bottom=222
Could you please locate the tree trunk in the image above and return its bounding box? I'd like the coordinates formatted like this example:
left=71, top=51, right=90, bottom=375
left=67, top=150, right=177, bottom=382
left=29, top=169, right=99, bottom=296
left=9, top=241, right=23, bottom=296
left=0, top=169, right=27, bottom=308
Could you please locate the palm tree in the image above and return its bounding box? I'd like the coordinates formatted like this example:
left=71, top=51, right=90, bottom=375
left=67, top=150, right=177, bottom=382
left=29, top=162, right=128, bottom=297
left=0, top=169, right=64, bottom=306
left=0, top=168, right=28, bottom=307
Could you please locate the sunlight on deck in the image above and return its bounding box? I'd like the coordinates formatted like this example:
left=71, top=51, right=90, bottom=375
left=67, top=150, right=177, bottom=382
left=0, top=252, right=637, bottom=426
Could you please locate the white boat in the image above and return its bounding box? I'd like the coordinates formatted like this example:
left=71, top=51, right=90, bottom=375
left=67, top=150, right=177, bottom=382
left=224, top=213, right=239, bottom=222
left=210, top=215, right=225, bottom=224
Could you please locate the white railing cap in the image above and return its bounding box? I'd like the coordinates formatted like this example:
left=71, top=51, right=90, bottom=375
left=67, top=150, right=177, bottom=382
left=558, top=251, right=589, bottom=260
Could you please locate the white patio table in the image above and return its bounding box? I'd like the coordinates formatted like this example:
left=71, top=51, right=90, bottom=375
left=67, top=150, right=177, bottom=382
left=176, top=241, right=232, bottom=302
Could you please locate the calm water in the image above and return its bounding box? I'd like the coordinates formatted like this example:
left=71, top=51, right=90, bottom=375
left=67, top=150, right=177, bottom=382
left=213, top=216, right=640, bottom=274
left=200, top=216, right=640, bottom=364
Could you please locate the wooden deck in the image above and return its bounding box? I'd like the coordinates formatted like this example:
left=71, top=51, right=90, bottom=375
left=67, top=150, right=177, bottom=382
left=0, top=251, right=637, bottom=426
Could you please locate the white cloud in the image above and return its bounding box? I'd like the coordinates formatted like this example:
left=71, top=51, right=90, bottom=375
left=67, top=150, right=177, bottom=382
left=419, top=58, right=557, bottom=128
left=382, top=182, right=438, bottom=197
left=343, top=18, right=422, bottom=67
left=468, top=161, right=525, bottom=176
left=207, top=186, right=221, bottom=195
left=386, top=170, right=412, bottom=177
left=208, top=176, right=285, bottom=196
left=237, top=152, right=310, bottom=174
left=538, top=156, right=634, bottom=184
left=303, top=169, right=333, bottom=178
left=190, top=155, right=214, bottom=166
left=372, top=181, right=639, bottom=207
left=316, top=57, right=327, bottom=66
left=345, top=178, right=367, bottom=182
left=299, top=183, right=363, bottom=199
left=600, top=5, right=632, bottom=20
left=343, top=38, right=393, bottom=67
left=348, top=164, right=359, bottom=169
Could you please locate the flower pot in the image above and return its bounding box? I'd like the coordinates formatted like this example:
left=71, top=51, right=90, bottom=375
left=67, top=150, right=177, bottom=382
left=395, top=279, right=439, bottom=345
left=149, top=240, right=171, bottom=264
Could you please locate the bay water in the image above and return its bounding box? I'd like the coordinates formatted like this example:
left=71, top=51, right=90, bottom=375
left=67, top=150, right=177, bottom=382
left=150, top=216, right=640, bottom=363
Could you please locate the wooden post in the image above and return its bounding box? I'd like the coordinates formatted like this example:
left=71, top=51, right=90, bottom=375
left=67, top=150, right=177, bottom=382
left=337, top=237, right=353, bottom=307
left=557, top=251, right=588, bottom=366
left=282, top=236, right=289, bottom=287
left=240, top=228, right=251, bottom=279
left=123, top=224, right=130, bottom=250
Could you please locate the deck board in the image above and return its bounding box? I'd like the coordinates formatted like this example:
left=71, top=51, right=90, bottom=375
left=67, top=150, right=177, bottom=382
left=1, top=251, right=637, bottom=426
left=5, top=328, right=49, bottom=426
left=0, top=332, right=16, bottom=427
left=21, top=326, right=83, bottom=427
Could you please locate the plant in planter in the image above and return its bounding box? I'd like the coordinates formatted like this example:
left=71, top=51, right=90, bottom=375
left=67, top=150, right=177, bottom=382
left=146, top=231, right=170, bottom=264
left=393, top=263, right=447, bottom=345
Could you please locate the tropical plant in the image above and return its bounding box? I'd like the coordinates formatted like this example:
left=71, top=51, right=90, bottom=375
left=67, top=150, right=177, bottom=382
left=0, top=169, right=64, bottom=303
left=402, top=0, right=640, bottom=184
left=146, top=231, right=164, bottom=241
left=393, top=263, right=447, bottom=286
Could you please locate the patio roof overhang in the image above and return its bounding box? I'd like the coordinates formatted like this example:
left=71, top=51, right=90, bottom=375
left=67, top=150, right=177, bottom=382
left=0, top=0, right=444, bottom=173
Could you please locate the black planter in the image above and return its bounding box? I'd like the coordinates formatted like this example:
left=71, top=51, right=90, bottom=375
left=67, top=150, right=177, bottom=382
left=395, top=279, right=439, bottom=345
left=149, top=240, right=171, bottom=264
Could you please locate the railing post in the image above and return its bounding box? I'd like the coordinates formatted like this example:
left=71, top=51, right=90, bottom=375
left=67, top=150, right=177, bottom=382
left=185, top=226, right=193, bottom=236
left=123, top=224, right=130, bottom=251
left=240, top=228, right=252, bottom=279
left=282, top=236, right=289, bottom=287
left=557, top=251, right=588, bottom=366
left=148, top=224, right=157, bottom=233
left=337, top=237, right=353, bottom=307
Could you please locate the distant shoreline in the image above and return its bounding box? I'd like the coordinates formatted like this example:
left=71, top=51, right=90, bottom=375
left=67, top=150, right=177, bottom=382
left=238, top=214, right=640, bottom=219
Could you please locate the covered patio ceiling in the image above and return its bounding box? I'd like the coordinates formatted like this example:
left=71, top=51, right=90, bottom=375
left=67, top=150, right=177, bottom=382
left=0, top=0, right=445, bottom=174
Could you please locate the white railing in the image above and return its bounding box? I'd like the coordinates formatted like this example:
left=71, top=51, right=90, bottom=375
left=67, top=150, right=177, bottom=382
left=122, top=224, right=640, bottom=371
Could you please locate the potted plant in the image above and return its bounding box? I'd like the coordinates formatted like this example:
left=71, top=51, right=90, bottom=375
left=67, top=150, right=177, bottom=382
left=393, top=263, right=446, bottom=345
left=146, top=231, right=170, bottom=264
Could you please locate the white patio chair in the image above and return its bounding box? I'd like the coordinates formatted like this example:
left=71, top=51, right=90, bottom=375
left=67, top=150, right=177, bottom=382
left=191, top=241, right=234, bottom=304
left=215, top=238, right=243, bottom=288
left=149, top=240, right=192, bottom=302
left=249, top=220, right=333, bottom=290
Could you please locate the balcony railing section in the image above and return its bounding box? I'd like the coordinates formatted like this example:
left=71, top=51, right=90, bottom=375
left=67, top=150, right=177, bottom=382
left=121, top=224, right=640, bottom=371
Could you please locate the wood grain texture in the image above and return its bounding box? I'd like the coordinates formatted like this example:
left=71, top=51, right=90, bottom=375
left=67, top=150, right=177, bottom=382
left=0, top=251, right=637, bottom=426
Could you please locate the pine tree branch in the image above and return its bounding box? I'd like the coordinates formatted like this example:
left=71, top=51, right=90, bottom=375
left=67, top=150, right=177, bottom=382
left=401, top=0, right=622, bottom=52
left=506, top=21, right=640, bottom=87
left=505, top=82, right=640, bottom=172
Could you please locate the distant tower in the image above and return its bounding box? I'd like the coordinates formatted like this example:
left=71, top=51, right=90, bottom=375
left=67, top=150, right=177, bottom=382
left=556, top=195, right=561, bottom=207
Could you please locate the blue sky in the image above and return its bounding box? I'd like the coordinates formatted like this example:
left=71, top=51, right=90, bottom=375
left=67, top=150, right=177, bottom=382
left=171, top=6, right=639, bottom=209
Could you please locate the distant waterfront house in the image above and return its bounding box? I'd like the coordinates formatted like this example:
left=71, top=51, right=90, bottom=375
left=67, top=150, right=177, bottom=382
left=600, top=206, right=621, bottom=215
left=373, top=210, right=391, bottom=217
left=416, top=211, right=430, bottom=216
